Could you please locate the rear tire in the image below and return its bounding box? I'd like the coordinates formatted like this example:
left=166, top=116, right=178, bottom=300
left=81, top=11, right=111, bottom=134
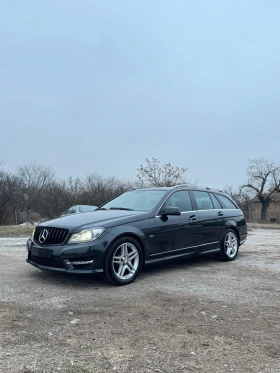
left=219, top=229, right=239, bottom=261
left=104, top=236, right=143, bottom=286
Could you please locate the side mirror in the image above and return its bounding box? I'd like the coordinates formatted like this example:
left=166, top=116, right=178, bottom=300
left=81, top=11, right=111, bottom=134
left=161, top=206, right=181, bottom=216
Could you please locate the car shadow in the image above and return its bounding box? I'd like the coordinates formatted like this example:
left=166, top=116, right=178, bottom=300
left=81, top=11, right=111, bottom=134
left=142, top=254, right=219, bottom=276
left=28, top=254, right=220, bottom=288
left=29, top=269, right=108, bottom=289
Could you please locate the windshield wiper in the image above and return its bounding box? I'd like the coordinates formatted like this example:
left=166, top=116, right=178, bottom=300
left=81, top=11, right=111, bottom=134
left=109, top=207, right=134, bottom=211
left=95, top=207, right=108, bottom=210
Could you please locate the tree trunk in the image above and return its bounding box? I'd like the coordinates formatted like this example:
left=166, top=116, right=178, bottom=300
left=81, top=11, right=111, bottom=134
left=260, top=199, right=270, bottom=221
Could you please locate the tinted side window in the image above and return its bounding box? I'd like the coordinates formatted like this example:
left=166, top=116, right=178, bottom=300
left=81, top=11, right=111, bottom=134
left=79, top=205, right=95, bottom=213
left=215, top=194, right=237, bottom=209
left=70, top=206, right=77, bottom=214
left=192, top=191, right=214, bottom=210
left=210, top=193, right=223, bottom=209
left=165, top=191, right=192, bottom=212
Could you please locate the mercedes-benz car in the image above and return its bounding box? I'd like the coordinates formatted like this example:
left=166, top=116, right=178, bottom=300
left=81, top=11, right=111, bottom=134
left=60, top=205, right=97, bottom=216
left=26, top=186, right=247, bottom=285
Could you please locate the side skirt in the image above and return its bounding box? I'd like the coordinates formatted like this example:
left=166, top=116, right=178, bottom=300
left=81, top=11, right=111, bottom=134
left=145, top=248, right=220, bottom=265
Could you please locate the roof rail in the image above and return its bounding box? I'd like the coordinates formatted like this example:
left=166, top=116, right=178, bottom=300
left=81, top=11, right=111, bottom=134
left=171, top=184, right=191, bottom=189
left=171, top=184, right=223, bottom=193
left=193, top=185, right=223, bottom=193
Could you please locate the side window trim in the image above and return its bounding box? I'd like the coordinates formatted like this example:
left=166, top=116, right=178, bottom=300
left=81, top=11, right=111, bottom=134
left=209, top=193, right=223, bottom=209
left=214, top=194, right=226, bottom=209
left=190, top=190, right=214, bottom=211
left=189, top=190, right=198, bottom=210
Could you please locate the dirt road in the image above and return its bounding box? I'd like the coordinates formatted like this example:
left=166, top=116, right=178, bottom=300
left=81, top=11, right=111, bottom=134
left=0, top=229, right=279, bottom=373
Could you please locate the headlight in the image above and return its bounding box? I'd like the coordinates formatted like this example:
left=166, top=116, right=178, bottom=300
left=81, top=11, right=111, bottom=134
left=67, top=228, right=105, bottom=244
left=31, top=229, right=35, bottom=239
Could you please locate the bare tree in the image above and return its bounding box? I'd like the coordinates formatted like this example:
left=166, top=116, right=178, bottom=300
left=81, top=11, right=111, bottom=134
left=137, top=158, right=189, bottom=187
left=0, top=171, right=22, bottom=224
left=38, top=177, right=84, bottom=219
left=241, top=158, right=280, bottom=221
left=0, top=159, right=137, bottom=223
left=224, top=185, right=252, bottom=220
left=82, top=173, right=133, bottom=206
left=16, top=163, right=55, bottom=219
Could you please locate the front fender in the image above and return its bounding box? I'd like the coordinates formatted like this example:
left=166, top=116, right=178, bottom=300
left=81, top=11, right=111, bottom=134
left=107, top=224, right=147, bottom=241
left=106, top=219, right=156, bottom=257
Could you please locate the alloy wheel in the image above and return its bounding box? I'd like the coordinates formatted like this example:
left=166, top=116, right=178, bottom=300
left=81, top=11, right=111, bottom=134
left=112, top=243, right=140, bottom=280
left=224, top=231, right=238, bottom=258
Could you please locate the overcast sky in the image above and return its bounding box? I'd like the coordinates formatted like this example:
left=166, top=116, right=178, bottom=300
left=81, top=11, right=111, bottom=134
left=1, top=0, right=280, bottom=189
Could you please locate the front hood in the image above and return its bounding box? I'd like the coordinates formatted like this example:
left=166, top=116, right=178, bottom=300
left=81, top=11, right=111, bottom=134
left=40, top=210, right=149, bottom=232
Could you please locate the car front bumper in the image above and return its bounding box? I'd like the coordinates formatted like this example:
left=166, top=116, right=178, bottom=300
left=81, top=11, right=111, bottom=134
left=26, top=258, right=104, bottom=274
left=26, top=237, right=108, bottom=274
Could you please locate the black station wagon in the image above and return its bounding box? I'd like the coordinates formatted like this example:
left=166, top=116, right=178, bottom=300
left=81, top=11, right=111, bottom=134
left=26, top=186, right=247, bottom=285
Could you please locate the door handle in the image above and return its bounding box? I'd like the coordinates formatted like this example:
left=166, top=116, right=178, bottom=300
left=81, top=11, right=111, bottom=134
left=189, top=215, right=197, bottom=221
left=217, top=211, right=224, bottom=216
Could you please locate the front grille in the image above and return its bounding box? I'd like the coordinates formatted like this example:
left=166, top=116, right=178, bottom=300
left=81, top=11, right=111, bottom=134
left=34, top=226, right=69, bottom=245
left=29, top=254, right=65, bottom=269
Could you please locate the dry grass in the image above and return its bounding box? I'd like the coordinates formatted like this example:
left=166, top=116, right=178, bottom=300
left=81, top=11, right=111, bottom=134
left=0, top=225, right=34, bottom=237
left=248, top=222, right=280, bottom=230
left=1, top=222, right=279, bottom=238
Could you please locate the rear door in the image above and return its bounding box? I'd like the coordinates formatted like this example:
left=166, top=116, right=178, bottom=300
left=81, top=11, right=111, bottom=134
left=190, top=190, right=227, bottom=252
left=213, top=193, right=245, bottom=232
left=214, top=193, right=240, bottom=219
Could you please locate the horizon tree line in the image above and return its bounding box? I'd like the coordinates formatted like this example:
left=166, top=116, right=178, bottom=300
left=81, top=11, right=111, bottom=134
left=0, top=158, right=279, bottom=225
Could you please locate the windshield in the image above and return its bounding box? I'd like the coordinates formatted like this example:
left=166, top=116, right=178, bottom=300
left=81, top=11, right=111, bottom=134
left=102, top=190, right=166, bottom=211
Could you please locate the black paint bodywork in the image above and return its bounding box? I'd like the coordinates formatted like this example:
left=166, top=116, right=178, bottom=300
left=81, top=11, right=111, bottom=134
left=26, top=187, right=247, bottom=274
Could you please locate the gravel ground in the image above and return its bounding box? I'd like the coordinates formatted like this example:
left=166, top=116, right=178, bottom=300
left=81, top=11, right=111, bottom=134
left=0, top=229, right=279, bottom=373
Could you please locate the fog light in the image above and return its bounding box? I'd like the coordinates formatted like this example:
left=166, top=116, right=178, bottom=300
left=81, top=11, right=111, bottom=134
left=66, top=260, right=94, bottom=266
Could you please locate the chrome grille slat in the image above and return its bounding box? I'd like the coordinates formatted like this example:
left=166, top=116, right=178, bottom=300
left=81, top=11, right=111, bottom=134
left=34, top=227, right=69, bottom=245
left=53, top=228, right=58, bottom=243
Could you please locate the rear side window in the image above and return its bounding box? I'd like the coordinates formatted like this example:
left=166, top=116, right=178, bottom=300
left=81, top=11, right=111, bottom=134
left=192, top=191, right=213, bottom=210
left=165, top=190, right=192, bottom=212
left=79, top=205, right=95, bottom=213
left=210, top=193, right=223, bottom=209
left=215, top=194, right=237, bottom=209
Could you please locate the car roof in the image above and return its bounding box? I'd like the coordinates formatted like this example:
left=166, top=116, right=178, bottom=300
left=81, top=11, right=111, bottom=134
left=132, top=187, right=172, bottom=192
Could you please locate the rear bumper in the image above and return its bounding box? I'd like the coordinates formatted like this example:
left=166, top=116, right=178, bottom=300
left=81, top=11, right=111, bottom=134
left=240, top=233, right=247, bottom=246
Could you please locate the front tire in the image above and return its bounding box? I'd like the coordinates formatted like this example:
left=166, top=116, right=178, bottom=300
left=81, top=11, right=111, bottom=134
left=104, top=236, right=143, bottom=286
left=219, top=229, right=239, bottom=261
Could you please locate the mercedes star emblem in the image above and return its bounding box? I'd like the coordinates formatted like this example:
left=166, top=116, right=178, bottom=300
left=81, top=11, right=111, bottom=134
left=39, top=229, right=49, bottom=244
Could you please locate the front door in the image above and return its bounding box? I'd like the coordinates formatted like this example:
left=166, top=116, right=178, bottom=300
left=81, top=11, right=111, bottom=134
left=155, top=190, right=201, bottom=256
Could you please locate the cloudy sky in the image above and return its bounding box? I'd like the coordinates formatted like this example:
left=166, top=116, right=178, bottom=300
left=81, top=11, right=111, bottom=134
left=1, top=0, right=279, bottom=189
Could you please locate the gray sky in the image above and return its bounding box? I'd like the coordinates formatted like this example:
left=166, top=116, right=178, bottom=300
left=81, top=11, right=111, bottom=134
left=1, top=0, right=280, bottom=189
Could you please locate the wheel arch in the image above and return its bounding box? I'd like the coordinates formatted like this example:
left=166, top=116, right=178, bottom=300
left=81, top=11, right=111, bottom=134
left=105, top=232, right=146, bottom=263
left=224, top=224, right=240, bottom=244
